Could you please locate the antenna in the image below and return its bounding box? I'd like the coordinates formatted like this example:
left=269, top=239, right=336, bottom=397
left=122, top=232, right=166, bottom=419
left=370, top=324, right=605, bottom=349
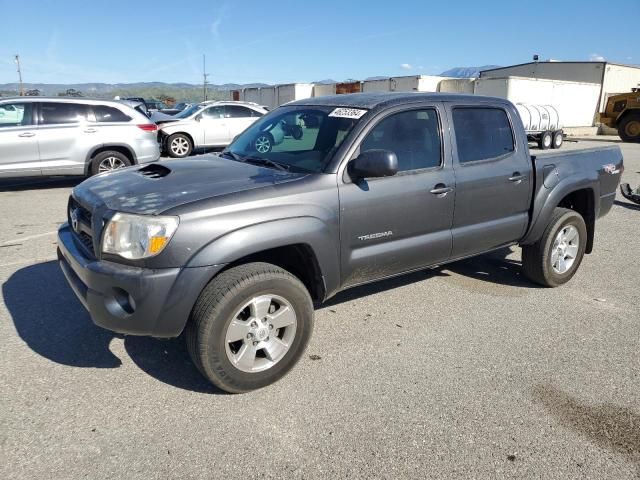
left=203, top=54, right=209, bottom=101
left=15, top=55, right=24, bottom=96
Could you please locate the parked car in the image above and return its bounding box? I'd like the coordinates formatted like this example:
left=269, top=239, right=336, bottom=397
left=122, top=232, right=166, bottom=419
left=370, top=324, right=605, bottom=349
left=158, top=101, right=267, bottom=157
left=57, top=92, right=623, bottom=393
left=0, top=97, right=160, bottom=178
left=118, top=99, right=151, bottom=118
left=159, top=102, right=192, bottom=116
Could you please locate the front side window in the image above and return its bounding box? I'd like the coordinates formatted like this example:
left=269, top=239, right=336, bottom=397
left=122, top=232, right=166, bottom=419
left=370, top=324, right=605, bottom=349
left=360, top=109, right=442, bottom=171
left=0, top=102, right=33, bottom=128
left=225, top=105, right=253, bottom=118
left=40, top=102, right=90, bottom=125
left=93, top=105, right=131, bottom=123
left=452, top=107, right=514, bottom=163
left=202, top=106, right=225, bottom=119
left=226, top=106, right=361, bottom=173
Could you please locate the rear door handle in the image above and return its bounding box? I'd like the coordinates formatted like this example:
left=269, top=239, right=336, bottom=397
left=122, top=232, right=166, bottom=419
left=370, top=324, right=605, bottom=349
left=430, top=184, right=454, bottom=196
left=18, top=132, right=35, bottom=137
left=509, top=172, right=525, bottom=183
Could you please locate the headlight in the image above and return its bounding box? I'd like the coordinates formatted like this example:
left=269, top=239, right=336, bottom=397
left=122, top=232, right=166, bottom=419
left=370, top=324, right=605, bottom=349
left=102, top=213, right=179, bottom=260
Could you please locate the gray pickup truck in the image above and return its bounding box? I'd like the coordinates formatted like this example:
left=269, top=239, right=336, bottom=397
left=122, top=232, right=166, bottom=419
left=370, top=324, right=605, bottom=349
left=57, top=93, right=623, bottom=393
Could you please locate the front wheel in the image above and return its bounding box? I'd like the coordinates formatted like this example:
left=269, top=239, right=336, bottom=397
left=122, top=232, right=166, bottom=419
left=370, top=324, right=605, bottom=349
left=522, top=207, right=587, bottom=287
left=254, top=132, right=274, bottom=153
left=618, top=113, right=640, bottom=143
left=166, top=133, right=193, bottom=158
left=186, top=262, right=314, bottom=393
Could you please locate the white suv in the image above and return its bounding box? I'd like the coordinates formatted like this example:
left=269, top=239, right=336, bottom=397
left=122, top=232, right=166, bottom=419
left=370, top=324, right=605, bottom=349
left=0, top=97, right=160, bottom=178
left=158, top=101, right=267, bottom=158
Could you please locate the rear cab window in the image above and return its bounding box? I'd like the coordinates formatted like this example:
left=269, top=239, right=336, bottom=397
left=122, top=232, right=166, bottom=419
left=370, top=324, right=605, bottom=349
left=452, top=107, right=514, bottom=163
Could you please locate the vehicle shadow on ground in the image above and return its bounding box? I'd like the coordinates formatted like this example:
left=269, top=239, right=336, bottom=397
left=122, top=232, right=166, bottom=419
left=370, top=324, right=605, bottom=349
left=532, top=384, right=640, bottom=471
left=324, top=247, right=537, bottom=307
left=3, top=260, right=222, bottom=394
left=0, top=177, right=83, bottom=192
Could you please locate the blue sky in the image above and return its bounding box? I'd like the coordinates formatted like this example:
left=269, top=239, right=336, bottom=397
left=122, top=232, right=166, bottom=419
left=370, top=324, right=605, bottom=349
left=1, top=0, right=638, bottom=85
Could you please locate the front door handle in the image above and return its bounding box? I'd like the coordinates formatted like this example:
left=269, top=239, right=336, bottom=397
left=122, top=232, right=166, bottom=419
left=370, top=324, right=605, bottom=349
left=84, top=128, right=98, bottom=133
left=509, top=172, right=526, bottom=183
left=18, top=132, right=35, bottom=137
left=430, top=184, right=454, bottom=196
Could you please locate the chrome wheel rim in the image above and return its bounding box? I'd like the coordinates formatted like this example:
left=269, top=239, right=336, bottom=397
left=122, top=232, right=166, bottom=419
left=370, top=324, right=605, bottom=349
left=554, top=134, right=563, bottom=147
left=543, top=134, right=552, bottom=148
left=98, top=156, right=126, bottom=173
left=255, top=135, right=271, bottom=153
left=225, top=294, right=297, bottom=373
left=551, top=225, right=579, bottom=274
left=171, top=137, right=189, bottom=156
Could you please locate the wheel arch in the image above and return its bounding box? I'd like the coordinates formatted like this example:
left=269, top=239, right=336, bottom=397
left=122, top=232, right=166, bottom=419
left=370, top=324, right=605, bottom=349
left=185, top=217, right=342, bottom=302
left=522, top=181, right=598, bottom=254
left=85, top=144, right=137, bottom=175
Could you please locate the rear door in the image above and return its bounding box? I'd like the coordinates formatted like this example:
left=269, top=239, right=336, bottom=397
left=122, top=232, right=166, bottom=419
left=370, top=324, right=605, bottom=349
left=37, top=102, right=95, bottom=175
left=338, top=105, right=455, bottom=287
left=224, top=105, right=262, bottom=142
left=446, top=104, right=532, bottom=258
left=201, top=106, right=230, bottom=146
left=0, top=102, right=40, bottom=177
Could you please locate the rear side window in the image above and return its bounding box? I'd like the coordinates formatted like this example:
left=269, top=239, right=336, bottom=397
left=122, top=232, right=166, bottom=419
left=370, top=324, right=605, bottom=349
left=360, top=109, right=442, bottom=172
left=93, top=105, right=131, bottom=123
left=40, top=102, right=91, bottom=125
left=452, top=107, right=514, bottom=163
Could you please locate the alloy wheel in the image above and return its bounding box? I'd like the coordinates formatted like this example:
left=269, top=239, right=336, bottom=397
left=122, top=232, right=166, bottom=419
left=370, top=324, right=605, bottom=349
left=550, top=225, right=579, bottom=274
left=98, top=156, right=126, bottom=173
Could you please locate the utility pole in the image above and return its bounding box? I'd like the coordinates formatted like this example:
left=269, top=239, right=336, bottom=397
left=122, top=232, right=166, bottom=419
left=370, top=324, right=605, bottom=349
left=203, top=54, right=209, bottom=102
left=15, top=55, right=24, bottom=96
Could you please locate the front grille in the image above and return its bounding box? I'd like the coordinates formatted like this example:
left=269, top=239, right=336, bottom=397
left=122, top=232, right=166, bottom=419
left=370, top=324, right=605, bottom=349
left=68, top=196, right=96, bottom=258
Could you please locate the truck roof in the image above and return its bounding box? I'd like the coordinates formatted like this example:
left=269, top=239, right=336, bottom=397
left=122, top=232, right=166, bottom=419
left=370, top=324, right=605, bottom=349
left=289, top=92, right=508, bottom=109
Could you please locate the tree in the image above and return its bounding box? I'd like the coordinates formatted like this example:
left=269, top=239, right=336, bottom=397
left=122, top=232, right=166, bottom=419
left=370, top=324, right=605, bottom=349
left=25, top=89, right=41, bottom=96
left=157, top=94, right=176, bottom=106
left=58, top=88, right=83, bottom=97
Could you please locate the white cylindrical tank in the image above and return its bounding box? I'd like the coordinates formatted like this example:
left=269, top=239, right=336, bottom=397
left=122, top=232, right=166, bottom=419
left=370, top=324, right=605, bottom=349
left=516, top=103, right=561, bottom=132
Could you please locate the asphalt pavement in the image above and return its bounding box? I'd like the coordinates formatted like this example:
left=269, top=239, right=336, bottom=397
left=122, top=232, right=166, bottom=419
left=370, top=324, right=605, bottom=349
left=1, top=138, right=639, bottom=479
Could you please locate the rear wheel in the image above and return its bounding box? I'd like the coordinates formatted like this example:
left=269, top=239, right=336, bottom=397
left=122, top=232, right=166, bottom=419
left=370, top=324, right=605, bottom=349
left=90, top=150, right=132, bottom=176
left=522, top=207, right=587, bottom=287
left=186, top=262, right=314, bottom=393
left=538, top=131, right=553, bottom=150
left=551, top=130, right=564, bottom=149
left=166, top=133, right=193, bottom=158
left=618, top=113, right=640, bottom=143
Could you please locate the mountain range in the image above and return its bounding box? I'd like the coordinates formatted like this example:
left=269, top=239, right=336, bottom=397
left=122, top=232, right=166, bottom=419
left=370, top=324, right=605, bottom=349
left=0, top=66, right=499, bottom=98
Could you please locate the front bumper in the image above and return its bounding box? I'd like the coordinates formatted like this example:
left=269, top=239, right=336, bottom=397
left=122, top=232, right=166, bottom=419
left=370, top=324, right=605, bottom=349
left=57, top=223, right=223, bottom=337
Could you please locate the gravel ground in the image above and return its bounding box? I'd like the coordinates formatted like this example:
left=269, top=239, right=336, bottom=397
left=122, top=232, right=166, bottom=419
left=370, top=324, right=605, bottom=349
left=1, top=138, right=638, bottom=479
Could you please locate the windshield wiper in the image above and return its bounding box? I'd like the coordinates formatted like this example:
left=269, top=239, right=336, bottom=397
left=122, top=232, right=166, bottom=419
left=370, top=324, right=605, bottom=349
left=219, top=150, right=243, bottom=161
left=241, top=156, right=290, bottom=171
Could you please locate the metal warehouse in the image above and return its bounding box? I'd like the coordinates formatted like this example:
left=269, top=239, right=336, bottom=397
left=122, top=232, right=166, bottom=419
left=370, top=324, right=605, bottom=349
left=480, top=61, right=640, bottom=113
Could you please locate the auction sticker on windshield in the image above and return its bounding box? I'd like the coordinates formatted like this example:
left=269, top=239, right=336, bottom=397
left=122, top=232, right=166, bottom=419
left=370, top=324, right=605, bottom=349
left=328, top=108, right=368, bottom=119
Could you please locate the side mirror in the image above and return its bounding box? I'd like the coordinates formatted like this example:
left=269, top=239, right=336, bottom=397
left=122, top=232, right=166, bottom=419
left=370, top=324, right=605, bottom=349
left=195, top=114, right=203, bottom=121
left=349, top=149, right=398, bottom=179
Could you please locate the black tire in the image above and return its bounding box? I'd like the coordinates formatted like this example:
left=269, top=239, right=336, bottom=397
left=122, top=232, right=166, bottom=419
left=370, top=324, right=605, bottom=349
left=538, top=131, right=553, bottom=150
left=186, top=262, right=314, bottom=393
left=617, top=113, right=640, bottom=143
left=551, top=130, right=564, bottom=149
left=522, top=207, right=587, bottom=287
left=253, top=132, right=274, bottom=154
left=166, top=133, right=193, bottom=158
left=89, top=150, right=132, bottom=176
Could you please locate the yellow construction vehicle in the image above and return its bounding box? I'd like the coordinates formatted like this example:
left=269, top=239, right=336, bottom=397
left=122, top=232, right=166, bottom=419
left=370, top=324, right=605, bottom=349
left=599, top=88, right=640, bottom=142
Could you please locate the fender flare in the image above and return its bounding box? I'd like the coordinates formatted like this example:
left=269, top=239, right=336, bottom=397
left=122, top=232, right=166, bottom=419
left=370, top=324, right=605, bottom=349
left=186, top=216, right=341, bottom=297
left=521, top=175, right=599, bottom=251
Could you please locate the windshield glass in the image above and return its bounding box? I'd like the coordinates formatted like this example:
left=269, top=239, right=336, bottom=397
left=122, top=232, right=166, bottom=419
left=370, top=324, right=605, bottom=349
left=225, top=106, right=364, bottom=173
left=175, top=104, right=202, bottom=119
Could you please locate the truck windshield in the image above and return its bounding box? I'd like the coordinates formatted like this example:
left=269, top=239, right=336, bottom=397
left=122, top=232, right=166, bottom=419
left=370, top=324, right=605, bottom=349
left=225, top=106, right=364, bottom=173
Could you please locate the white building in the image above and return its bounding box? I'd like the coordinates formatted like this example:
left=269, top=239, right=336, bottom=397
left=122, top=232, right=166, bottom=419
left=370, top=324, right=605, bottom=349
left=479, top=61, right=640, bottom=112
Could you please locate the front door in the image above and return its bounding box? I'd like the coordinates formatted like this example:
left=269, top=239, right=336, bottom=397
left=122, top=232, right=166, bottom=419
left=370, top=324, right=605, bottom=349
left=201, top=106, right=230, bottom=146
left=338, top=106, right=455, bottom=287
left=0, top=102, right=40, bottom=177
left=224, top=105, right=261, bottom=142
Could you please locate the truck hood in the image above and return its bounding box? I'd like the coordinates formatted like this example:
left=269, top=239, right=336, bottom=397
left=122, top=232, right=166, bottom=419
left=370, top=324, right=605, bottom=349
left=72, top=155, right=308, bottom=215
